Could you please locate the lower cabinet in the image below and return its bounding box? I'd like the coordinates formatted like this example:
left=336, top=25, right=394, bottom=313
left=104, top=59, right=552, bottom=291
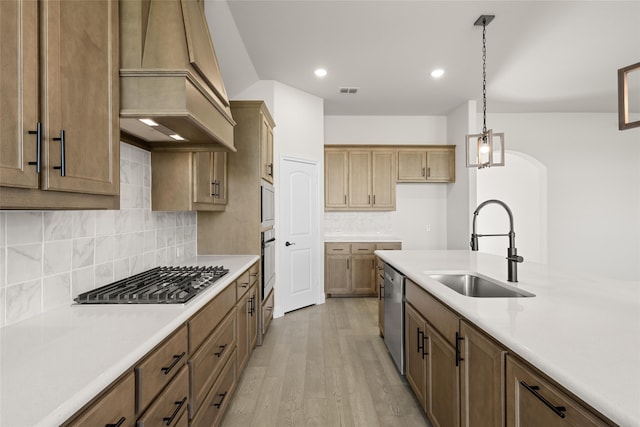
left=262, top=288, right=274, bottom=335
left=403, top=276, right=615, bottom=427
left=63, top=261, right=264, bottom=427
left=376, top=256, right=385, bottom=336
left=325, top=241, right=401, bottom=297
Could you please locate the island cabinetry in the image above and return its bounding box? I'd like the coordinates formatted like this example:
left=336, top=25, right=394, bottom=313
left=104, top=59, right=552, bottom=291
left=151, top=151, right=227, bottom=211
left=376, top=256, right=385, bottom=336
left=62, top=372, right=136, bottom=427
left=397, top=146, right=455, bottom=183
left=1, top=0, right=119, bottom=209
left=325, top=147, right=396, bottom=211
left=506, top=356, right=610, bottom=427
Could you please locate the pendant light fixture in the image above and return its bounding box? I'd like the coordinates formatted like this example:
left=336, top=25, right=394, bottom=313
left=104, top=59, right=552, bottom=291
left=466, top=15, right=505, bottom=169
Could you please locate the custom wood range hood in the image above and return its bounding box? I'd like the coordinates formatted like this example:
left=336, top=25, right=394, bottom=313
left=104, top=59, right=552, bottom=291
left=119, top=0, right=236, bottom=152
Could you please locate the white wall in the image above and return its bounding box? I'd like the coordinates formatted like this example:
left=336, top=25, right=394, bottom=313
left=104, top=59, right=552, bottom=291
left=485, top=113, right=640, bottom=281
left=324, top=116, right=450, bottom=249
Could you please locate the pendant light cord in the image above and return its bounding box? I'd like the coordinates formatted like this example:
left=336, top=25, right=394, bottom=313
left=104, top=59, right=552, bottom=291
left=482, top=18, right=487, bottom=134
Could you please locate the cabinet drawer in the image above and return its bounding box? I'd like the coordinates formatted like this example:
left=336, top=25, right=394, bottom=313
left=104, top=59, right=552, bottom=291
left=63, top=371, right=135, bottom=427
left=325, top=243, right=351, bottom=254
left=191, top=350, right=237, bottom=427
left=249, top=262, right=260, bottom=287
left=406, top=279, right=459, bottom=346
left=262, top=287, right=274, bottom=335
left=137, top=366, right=189, bottom=427
left=506, top=356, right=610, bottom=426
left=376, top=242, right=401, bottom=250
left=136, top=326, right=188, bottom=414
left=189, top=308, right=236, bottom=417
left=351, top=243, right=376, bottom=254
left=189, top=283, right=236, bottom=353
left=236, top=270, right=251, bottom=300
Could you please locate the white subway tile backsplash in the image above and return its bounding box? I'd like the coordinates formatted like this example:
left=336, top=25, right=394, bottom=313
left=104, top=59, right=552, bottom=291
left=5, top=280, right=41, bottom=324
left=44, top=240, right=72, bottom=276
left=43, top=273, right=71, bottom=311
left=6, top=211, right=42, bottom=245
left=0, top=142, right=198, bottom=327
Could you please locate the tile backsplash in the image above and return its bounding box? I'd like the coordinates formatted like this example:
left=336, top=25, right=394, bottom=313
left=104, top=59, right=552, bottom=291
left=0, top=143, right=196, bottom=327
left=324, top=211, right=394, bottom=236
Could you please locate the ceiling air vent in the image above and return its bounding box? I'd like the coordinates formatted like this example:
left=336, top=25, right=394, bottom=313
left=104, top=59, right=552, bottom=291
left=339, top=87, right=359, bottom=94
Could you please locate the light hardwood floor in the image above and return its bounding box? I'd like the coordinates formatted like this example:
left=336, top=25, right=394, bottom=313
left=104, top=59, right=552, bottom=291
left=222, top=298, right=431, bottom=427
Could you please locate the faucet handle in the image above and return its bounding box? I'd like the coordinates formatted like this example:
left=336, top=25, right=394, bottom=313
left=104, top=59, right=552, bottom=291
left=507, top=255, right=524, bottom=263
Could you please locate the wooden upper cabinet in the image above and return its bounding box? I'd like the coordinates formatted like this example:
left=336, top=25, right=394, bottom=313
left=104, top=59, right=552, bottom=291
left=325, top=149, right=348, bottom=209
left=0, top=0, right=39, bottom=190
left=1, top=0, right=120, bottom=209
left=397, top=146, right=455, bottom=183
left=348, top=150, right=372, bottom=209
left=152, top=151, right=227, bottom=211
left=325, top=146, right=396, bottom=211
left=260, top=115, right=274, bottom=183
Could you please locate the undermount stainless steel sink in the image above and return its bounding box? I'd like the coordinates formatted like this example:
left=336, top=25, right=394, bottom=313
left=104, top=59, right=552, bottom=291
left=427, top=274, right=535, bottom=298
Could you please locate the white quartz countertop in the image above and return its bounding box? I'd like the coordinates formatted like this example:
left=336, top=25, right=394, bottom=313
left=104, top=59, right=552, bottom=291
left=324, top=233, right=402, bottom=243
left=375, top=250, right=640, bottom=426
left=0, top=255, right=258, bottom=427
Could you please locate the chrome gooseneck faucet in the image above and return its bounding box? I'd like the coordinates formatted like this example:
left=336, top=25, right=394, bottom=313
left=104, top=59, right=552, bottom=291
left=471, top=199, right=524, bottom=282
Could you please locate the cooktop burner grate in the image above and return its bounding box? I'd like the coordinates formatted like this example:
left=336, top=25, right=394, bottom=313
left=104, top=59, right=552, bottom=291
left=74, top=265, right=229, bottom=304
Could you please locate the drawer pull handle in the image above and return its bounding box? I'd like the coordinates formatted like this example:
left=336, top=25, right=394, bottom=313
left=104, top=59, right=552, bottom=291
left=214, top=344, right=227, bottom=357
left=455, top=332, right=464, bottom=366
left=52, top=129, right=66, bottom=176
left=378, top=283, right=384, bottom=300
left=240, top=282, right=249, bottom=288
left=521, top=381, right=567, bottom=418
left=162, top=397, right=187, bottom=425
left=161, top=352, right=185, bottom=375
left=213, top=391, right=228, bottom=409
left=27, top=122, right=42, bottom=173
left=105, top=417, right=126, bottom=427
left=250, top=272, right=259, bottom=277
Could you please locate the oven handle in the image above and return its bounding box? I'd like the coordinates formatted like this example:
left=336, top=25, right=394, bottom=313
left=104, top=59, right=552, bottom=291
left=263, top=238, right=276, bottom=245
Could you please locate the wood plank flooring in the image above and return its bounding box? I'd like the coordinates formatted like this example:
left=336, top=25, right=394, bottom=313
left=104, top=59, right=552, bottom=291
left=222, top=298, right=431, bottom=427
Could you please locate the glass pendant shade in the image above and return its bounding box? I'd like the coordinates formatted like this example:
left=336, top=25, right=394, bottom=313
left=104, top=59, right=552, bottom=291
left=465, top=129, right=504, bottom=168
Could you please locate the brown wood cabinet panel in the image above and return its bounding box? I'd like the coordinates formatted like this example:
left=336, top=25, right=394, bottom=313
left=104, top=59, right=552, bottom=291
left=426, top=150, right=455, bottom=182
left=426, top=323, right=459, bottom=427
left=506, top=356, right=611, bottom=427
left=236, top=270, right=251, bottom=299
left=351, top=242, right=376, bottom=254
left=189, top=284, right=236, bottom=354
left=405, top=303, right=428, bottom=410
left=397, top=150, right=427, bottom=181
left=262, top=288, right=274, bottom=335
left=351, top=254, right=376, bottom=295
left=41, top=0, right=119, bottom=195
left=424, top=290, right=460, bottom=347
left=397, top=147, right=455, bottom=183
left=459, top=320, right=507, bottom=427
left=376, top=242, right=402, bottom=251
left=325, top=253, right=351, bottom=296
left=63, top=371, right=135, bottom=427
left=325, top=242, right=351, bottom=254
left=137, top=366, right=188, bottom=427
left=136, top=326, right=188, bottom=414
left=189, top=309, right=236, bottom=417
left=260, top=114, right=274, bottom=183
left=190, top=350, right=237, bottom=427
left=0, top=0, right=39, bottom=189
left=371, top=150, right=396, bottom=209
left=325, top=149, right=349, bottom=209
left=236, top=286, right=250, bottom=374
left=348, top=150, right=372, bottom=208
left=248, top=284, right=258, bottom=352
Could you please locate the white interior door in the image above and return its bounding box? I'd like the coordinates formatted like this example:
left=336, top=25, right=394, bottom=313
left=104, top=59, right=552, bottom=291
left=280, top=157, right=319, bottom=313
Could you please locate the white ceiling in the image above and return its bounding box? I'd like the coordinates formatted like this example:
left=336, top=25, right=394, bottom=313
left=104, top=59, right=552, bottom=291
left=221, top=0, right=640, bottom=116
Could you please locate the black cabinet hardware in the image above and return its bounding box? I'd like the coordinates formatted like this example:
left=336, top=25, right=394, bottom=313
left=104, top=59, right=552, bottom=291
left=161, top=352, right=185, bottom=375
left=52, top=129, right=66, bottom=176
left=455, top=332, right=464, bottom=366
left=213, top=391, right=228, bottom=409
left=378, top=283, right=384, bottom=300
left=162, top=397, right=186, bottom=425
left=214, top=344, right=227, bottom=357
left=27, top=122, right=41, bottom=173
left=521, top=381, right=567, bottom=418
left=105, top=417, right=126, bottom=427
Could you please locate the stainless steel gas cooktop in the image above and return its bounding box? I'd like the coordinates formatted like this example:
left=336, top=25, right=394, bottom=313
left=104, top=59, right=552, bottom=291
left=74, top=265, right=229, bottom=304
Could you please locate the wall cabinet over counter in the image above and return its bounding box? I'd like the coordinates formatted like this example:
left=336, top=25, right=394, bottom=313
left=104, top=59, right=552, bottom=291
left=324, top=145, right=455, bottom=211
left=151, top=151, right=227, bottom=212
left=1, top=0, right=120, bottom=210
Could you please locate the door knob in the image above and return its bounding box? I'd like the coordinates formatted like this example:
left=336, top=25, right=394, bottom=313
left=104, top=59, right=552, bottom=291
left=285, top=241, right=295, bottom=247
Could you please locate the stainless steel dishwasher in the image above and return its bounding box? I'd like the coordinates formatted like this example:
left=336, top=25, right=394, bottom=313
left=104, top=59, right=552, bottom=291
left=383, top=263, right=405, bottom=375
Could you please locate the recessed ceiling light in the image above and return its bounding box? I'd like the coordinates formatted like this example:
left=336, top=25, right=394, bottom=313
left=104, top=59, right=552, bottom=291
left=314, top=68, right=327, bottom=78
left=430, top=69, right=445, bottom=78
left=169, top=134, right=186, bottom=141
left=139, top=118, right=159, bottom=126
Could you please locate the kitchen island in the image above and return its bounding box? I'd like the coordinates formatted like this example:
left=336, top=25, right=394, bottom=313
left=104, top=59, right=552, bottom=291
left=375, top=250, right=640, bottom=426
left=0, top=255, right=258, bottom=427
